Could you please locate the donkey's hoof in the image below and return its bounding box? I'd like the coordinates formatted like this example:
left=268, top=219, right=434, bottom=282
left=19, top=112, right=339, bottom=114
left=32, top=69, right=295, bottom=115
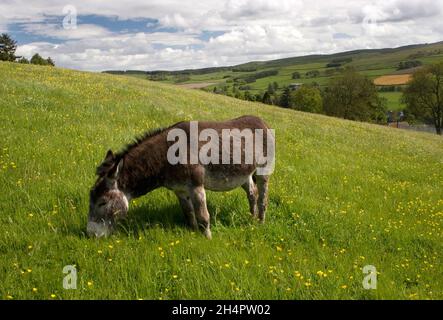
left=204, top=229, right=212, bottom=240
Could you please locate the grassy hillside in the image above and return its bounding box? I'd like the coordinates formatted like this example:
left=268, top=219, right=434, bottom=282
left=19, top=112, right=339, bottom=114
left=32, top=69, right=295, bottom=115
left=113, top=41, right=443, bottom=111
left=1, top=61, right=442, bottom=300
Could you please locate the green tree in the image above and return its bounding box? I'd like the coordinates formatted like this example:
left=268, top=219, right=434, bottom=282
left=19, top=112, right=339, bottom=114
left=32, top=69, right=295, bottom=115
left=255, top=92, right=264, bottom=102
left=292, top=71, right=301, bottom=79
left=272, top=81, right=279, bottom=91
left=17, top=57, right=29, bottom=64
left=30, top=53, right=50, bottom=65
left=306, top=70, right=320, bottom=78
left=233, top=87, right=243, bottom=99
left=402, top=63, right=443, bottom=135
left=279, top=86, right=291, bottom=107
left=174, top=74, right=190, bottom=83
left=323, top=69, right=387, bottom=123
left=46, top=57, right=55, bottom=66
left=398, top=60, right=422, bottom=71
left=267, top=83, right=275, bottom=94
left=288, top=86, right=323, bottom=113
left=0, top=33, right=17, bottom=61
left=262, top=91, right=274, bottom=105
left=244, top=91, right=256, bottom=101
left=148, top=73, right=167, bottom=81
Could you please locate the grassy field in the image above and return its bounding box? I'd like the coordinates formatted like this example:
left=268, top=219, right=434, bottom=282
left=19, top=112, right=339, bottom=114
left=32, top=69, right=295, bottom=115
left=379, top=92, right=405, bottom=111
left=1, top=61, right=442, bottom=300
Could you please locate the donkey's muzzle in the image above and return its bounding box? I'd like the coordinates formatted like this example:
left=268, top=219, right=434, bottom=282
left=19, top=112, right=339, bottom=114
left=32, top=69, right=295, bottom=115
left=87, top=220, right=112, bottom=238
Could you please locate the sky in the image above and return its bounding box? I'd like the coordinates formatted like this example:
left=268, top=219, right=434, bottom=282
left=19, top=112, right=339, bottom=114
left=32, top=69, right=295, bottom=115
left=1, top=0, right=443, bottom=71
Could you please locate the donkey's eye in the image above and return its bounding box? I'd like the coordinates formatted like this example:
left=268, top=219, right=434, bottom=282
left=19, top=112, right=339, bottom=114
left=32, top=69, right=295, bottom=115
left=98, top=202, right=106, bottom=207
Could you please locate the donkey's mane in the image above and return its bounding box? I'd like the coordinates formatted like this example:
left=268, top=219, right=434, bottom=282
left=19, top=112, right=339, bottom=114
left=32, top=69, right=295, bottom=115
left=97, top=122, right=183, bottom=177
left=114, top=126, right=167, bottom=160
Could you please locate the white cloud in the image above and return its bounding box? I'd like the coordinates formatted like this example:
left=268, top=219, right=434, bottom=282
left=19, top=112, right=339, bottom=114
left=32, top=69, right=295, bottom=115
left=4, top=0, right=443, bottom=71
left=207, top=24, right=305, bottom=57
left=221, top=0, right=302, bottom=19
left=159, top=13, right=191, bottom=29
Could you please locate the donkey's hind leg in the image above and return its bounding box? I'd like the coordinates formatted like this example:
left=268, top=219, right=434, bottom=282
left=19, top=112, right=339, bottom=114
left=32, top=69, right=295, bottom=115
left=175, top=191, right=198, bottom=230
left=255, top=174, right=270, bottom=223
left=189, top=185, right=212, bottom=239
left=242, top=175, right=258, bottom=218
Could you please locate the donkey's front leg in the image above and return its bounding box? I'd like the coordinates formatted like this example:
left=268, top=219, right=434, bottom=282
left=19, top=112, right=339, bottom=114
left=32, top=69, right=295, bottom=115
left=189, top=185, right=212, bottom=239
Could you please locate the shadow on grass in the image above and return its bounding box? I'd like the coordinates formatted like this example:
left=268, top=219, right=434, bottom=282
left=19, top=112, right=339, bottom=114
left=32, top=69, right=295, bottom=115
left=65, top=194, right=253, bottom=238
left=120, top=202, right=186, bottom=233
left=118, top=195, right=252, bottom=236
left=58, top=203, right=185, bottom=239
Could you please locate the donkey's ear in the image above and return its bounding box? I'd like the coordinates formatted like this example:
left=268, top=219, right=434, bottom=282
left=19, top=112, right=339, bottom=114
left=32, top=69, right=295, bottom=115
left=107, top=158, right=123, bottom=180
left=96, top=149, right=115, bottom=176
left=104, top=149, right=114, bottom=162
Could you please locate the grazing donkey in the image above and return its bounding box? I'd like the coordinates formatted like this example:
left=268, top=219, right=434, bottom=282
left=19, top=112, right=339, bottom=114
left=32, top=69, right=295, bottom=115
left=87, top=115, right=274, bottom=239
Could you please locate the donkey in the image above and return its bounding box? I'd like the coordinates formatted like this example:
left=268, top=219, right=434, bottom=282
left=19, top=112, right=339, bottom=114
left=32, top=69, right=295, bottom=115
left=87, top=115, right=274, bottom=239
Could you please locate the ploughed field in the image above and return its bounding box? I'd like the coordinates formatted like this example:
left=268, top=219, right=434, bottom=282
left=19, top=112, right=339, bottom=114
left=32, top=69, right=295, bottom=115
left=0, top=62, right=442, bottom=299
left=374, top=74, right=412, bottom=86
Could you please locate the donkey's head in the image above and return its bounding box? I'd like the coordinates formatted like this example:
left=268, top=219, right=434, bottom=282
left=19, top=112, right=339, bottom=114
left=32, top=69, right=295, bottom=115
left=87, top=150, right=129, bottom=238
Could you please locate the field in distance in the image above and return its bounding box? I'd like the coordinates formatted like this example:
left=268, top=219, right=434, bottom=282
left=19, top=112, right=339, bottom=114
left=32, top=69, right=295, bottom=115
left=109, top=41, right=443, bottom=112
left=374, top=74, right=412, bottom=86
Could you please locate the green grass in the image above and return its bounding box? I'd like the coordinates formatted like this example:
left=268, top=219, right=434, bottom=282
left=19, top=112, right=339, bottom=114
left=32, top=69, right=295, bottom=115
left=1, top=61, right=442, bottom=300
left=379, top=92, right=406, bottom=111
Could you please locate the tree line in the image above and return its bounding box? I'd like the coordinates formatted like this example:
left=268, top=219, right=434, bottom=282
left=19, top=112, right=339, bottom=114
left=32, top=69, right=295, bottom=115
left=211, top=65, right=443, bottom=135
left=0, top=33, right=55, bottom=66
left=212, top=68, right=387, bottom=124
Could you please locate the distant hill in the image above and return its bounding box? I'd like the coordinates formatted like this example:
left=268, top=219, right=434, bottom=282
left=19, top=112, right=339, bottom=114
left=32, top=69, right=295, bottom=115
left=104, top=41, right=443, bottom=76
left=104, top=41, right=443, bottom=111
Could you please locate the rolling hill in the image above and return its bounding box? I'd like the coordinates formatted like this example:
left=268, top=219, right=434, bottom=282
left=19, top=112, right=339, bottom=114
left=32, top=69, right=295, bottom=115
left=107, top=41, right=443, bottom=111
left=1, top=61, right=442, bottom=299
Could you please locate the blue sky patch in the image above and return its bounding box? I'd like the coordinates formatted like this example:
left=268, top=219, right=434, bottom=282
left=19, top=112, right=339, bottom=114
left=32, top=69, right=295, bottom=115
left=199, top=30, right=225, bottom=41
left=7, top=15, right=184, bottom=45
left=7, top=22, right=61, bottom=45
left=333, top=33, right=353, bottom=40
left=77, top=15, right=159, bottom=33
